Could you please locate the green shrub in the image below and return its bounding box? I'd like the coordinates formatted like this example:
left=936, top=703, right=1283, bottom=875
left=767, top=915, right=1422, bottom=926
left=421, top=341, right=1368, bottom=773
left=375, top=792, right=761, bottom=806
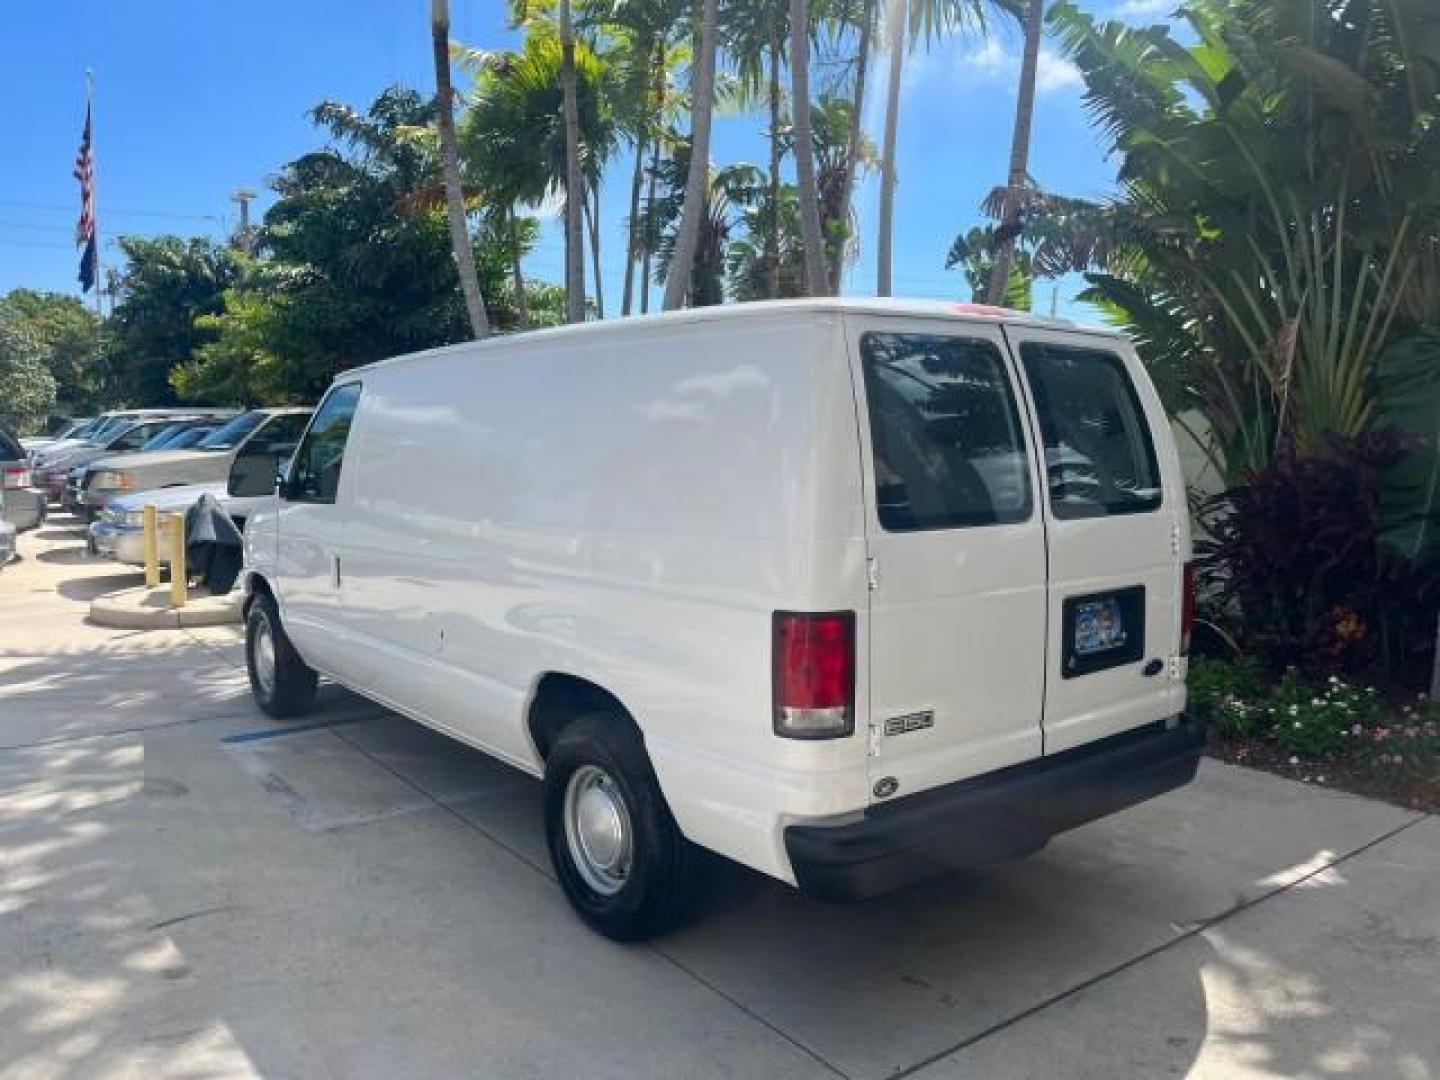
left=1270, top=673, right=1387, bottom=757
left=1189, top=657, right=1268, bottom=737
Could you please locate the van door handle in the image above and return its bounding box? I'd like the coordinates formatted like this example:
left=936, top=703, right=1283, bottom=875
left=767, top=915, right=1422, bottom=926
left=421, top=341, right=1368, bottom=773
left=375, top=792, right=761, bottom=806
left=331, top=554, right=341, bottom=589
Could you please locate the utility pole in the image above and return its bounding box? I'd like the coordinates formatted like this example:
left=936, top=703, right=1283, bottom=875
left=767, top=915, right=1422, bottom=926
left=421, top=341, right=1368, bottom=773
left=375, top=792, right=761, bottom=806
left=231, top=188, right=258, bottom=253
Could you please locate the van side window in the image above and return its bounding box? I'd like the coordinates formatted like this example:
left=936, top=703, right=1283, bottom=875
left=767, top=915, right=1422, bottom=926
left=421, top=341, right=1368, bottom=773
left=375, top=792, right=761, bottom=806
left=1020, top=343, right=1162, bottom=519
left=860, top=333, right=1033, bottom=531
left=287, top=385, right=361, bottom=504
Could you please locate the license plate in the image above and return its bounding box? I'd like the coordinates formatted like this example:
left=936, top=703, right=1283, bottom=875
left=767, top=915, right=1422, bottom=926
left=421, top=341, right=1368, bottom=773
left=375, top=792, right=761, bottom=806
left=1074, top=598, right=1126, bottom=655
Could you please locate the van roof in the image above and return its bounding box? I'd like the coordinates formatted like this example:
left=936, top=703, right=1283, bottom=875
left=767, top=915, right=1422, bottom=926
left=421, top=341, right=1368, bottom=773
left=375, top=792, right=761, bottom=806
left=348, top=298, right=1127, bottom=377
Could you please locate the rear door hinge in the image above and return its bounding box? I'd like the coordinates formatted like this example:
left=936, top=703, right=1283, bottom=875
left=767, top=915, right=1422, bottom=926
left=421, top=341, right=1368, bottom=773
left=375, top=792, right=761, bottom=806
left=1169, top=523, right=1182, bottom=558
left=866, top=556, right=881, bottom=591
left=867, top=720, right=883, bottom=757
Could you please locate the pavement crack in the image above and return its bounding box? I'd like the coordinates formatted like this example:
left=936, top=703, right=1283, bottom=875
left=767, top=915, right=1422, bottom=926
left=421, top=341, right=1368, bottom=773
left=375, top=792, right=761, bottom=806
left=147, top=905, right=238, bottom=932
left=884, top=812, right=1431, bottom=1080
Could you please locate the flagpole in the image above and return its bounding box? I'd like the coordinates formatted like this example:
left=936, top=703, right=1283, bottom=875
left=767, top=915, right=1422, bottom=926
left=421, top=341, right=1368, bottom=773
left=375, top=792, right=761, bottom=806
left=87, top=69, right=104, bottom=322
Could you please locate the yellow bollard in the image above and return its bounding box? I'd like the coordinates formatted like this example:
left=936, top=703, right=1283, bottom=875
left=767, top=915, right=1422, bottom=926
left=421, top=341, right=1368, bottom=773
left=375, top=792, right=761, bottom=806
left=142, top=504, right=159, bottom=588
left=167, top=513, right=187, bottom=609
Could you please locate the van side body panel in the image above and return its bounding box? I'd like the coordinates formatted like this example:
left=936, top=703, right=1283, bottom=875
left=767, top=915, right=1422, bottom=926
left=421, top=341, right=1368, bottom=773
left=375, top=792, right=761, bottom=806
left=336, top=312, right=871, bottom=880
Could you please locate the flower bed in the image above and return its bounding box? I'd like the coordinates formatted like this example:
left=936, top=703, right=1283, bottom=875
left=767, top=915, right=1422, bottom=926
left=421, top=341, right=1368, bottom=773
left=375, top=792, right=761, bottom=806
left=1190, top=658, right=1440, bottom=812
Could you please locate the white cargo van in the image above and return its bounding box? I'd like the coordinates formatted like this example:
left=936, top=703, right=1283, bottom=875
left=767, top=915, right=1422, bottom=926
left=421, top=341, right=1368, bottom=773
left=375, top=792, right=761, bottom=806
left=240, top=300, right=1203, bottom=940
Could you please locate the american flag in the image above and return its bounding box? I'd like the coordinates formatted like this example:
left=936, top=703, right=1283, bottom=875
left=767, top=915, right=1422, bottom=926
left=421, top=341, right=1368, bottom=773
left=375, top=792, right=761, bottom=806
left=74, top=102, right=97, bottom=292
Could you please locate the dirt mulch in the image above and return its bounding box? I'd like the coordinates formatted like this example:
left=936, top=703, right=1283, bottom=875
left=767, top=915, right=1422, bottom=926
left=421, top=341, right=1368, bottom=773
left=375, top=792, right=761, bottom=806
left=1207, top=733, right=1440, bottom=814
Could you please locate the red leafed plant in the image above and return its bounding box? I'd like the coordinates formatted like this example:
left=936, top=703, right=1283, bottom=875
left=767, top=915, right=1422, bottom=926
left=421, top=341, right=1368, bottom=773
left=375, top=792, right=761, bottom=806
left=1196, top=433, right=1440, bottom=681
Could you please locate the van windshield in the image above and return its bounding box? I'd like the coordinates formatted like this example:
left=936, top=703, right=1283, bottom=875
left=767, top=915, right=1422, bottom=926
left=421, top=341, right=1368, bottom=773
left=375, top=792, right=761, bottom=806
left=1019, top=343, right=1162, bottom=519
left=198, top=411, right=265, bottom=451
left=860, top=333, right=1032, bottom=531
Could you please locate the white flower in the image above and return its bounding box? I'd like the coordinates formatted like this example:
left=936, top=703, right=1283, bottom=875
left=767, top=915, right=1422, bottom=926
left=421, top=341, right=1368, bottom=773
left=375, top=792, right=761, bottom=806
left=1288, top=756, right=1300, bottom=765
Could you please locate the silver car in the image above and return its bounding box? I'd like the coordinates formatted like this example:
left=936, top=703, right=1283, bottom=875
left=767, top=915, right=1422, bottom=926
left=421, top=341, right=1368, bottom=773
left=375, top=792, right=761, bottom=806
left=0, top=519, right=15, bottom=567
left=1, top=425, right=45, bottom=534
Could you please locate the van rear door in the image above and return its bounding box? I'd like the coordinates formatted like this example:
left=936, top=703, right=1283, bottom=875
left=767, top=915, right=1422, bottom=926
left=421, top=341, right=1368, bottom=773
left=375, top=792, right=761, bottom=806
left=849, top=318, right=1048, bottom=802
left=1004, top=327, right=1185, bottom=753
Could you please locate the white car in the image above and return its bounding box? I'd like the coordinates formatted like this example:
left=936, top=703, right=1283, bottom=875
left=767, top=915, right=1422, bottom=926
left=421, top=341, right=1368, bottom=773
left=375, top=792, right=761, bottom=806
left=241, top=299, right=1201, bottom=940
left=0, top=519, right=15, bottom=567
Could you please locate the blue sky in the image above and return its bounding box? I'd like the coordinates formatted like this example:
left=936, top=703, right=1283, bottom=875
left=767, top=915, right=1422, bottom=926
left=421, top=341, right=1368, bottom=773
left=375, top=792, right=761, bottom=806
left=0, top=0, right=1165, bottom=321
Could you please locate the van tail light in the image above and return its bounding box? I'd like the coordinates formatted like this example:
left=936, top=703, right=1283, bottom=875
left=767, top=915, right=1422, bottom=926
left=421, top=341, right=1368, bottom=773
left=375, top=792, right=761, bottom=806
left=2, top=465, right=31, bottom=490
left=773, top=611, right=856, bottom=739
left=1181, top=561, right=1196, bottom=655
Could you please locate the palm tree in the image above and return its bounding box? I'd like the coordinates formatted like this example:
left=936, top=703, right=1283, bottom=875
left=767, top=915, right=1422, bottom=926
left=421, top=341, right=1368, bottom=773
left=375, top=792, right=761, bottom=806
left=721, top=0, right=789, bottom=298
left=559, top=0, right=587, bottom=321
left=831, top=0, right=877, bottom=293
left=459, top=34, right=614, bottom=321
left=790, top=0, right=830, bottom=295
left=431, top=0, right=491, bottom=337
left=607, top=0, right=688, bottom=316
left=662, top=0, right=722, bottom=310
left=984, top=0, right=1042, bottom=306
left=876, top=0, right=991, bottom=296
left=875, top=0, right=905, bottom=296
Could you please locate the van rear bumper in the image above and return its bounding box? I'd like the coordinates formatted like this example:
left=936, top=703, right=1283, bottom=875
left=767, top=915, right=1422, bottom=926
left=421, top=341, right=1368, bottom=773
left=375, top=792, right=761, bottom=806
left=784, top=715, right=1205, bottom=901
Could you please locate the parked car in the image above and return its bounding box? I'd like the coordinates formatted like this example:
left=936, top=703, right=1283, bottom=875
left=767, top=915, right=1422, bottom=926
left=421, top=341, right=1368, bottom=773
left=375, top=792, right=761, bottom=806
left=0, top=424, right=46, bottom=534
left=30, top=409, right=236, bottom=469
left=39, top=417, right=213, bottom=510
left=64, top=419, right=225, bottom=515
left=20, top=416, right=96, bottom=457
left=88, top=450, right=291, bottom=566
left=0, top=519, right=15, bottom=567
left=81, top=408, right=312, bottom=511
left=239, top=299, right=1202, bottom=940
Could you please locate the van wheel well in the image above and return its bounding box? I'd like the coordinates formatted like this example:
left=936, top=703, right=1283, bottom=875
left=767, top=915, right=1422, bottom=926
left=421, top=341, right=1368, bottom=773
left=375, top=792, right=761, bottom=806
left=244, top=573, right=274, bottom=618
left=527, top=674, right=636, bottom=762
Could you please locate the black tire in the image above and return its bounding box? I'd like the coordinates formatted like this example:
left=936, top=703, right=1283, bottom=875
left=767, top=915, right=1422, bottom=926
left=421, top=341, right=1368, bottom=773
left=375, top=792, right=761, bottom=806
left=245, top=593, right=318, bottom=719
left=544, top=712, right=699, bottom=941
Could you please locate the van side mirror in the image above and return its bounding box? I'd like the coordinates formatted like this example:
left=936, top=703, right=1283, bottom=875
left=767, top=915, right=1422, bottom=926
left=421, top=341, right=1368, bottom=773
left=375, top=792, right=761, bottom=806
left=229, top=450, right=282, bottom=498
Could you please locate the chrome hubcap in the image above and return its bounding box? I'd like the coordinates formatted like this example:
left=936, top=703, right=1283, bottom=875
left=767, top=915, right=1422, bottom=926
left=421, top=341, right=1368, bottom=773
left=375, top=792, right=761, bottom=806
left=253, top=619, right=277, bottom=695
left=563, top=765, right=632, bottom=896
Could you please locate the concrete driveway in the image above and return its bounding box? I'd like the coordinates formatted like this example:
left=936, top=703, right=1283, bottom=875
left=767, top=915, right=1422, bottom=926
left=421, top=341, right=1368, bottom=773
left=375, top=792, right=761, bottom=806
left=2, top=517, right=1436, bottom=1080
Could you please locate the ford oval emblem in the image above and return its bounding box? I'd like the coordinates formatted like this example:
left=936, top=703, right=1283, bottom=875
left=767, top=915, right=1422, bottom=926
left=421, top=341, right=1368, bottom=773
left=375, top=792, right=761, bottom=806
left=873, top=776, right=899, bottom=799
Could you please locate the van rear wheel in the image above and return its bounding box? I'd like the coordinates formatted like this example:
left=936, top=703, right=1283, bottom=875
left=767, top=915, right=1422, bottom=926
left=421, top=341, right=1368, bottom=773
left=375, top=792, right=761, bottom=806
left=245, top=594, right=317, bottom=719
left=543, top=713, right=698, bottom=941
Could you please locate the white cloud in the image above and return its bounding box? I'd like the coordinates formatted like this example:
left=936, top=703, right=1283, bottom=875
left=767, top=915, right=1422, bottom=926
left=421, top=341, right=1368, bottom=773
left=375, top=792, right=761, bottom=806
left=1112, top=0, right=1175, bottom=19
left=1036, top=49, right=1084, bottom=91
left=957, top=40, right=1082, bottom=95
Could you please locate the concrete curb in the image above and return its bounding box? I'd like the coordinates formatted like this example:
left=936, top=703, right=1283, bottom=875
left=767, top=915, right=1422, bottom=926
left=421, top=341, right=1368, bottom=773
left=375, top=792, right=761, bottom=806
left=89, top=585, right=243, bottom=630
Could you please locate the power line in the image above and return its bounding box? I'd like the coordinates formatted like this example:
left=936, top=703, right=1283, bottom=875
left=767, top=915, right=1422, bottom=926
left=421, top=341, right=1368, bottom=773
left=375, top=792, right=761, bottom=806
left=0, top=199, right=224, bottom=223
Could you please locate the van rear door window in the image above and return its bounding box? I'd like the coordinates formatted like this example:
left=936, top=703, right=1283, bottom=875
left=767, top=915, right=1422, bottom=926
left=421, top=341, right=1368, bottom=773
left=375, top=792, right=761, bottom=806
left=860, top=332, right=1032, bottom=531
left=1019, top=343, right=1162, bottom=519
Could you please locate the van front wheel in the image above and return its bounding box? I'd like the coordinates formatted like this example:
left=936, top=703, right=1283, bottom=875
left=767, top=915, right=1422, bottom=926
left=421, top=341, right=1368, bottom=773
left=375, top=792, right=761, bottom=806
left=544, top=713, right=698, bottom=941
left=245, top=595, right=317, bottom=719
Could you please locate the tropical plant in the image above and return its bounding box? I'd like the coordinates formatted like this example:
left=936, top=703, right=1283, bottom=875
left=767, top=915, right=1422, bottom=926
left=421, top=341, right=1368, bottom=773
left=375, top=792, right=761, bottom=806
left=460, top=31, right=614, bottom=321
left=103, top=235, right=240, bottom=406
left=1044, top=0, right=1440, bottom=479
left=1197, top=433, right=1440, bottom=680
